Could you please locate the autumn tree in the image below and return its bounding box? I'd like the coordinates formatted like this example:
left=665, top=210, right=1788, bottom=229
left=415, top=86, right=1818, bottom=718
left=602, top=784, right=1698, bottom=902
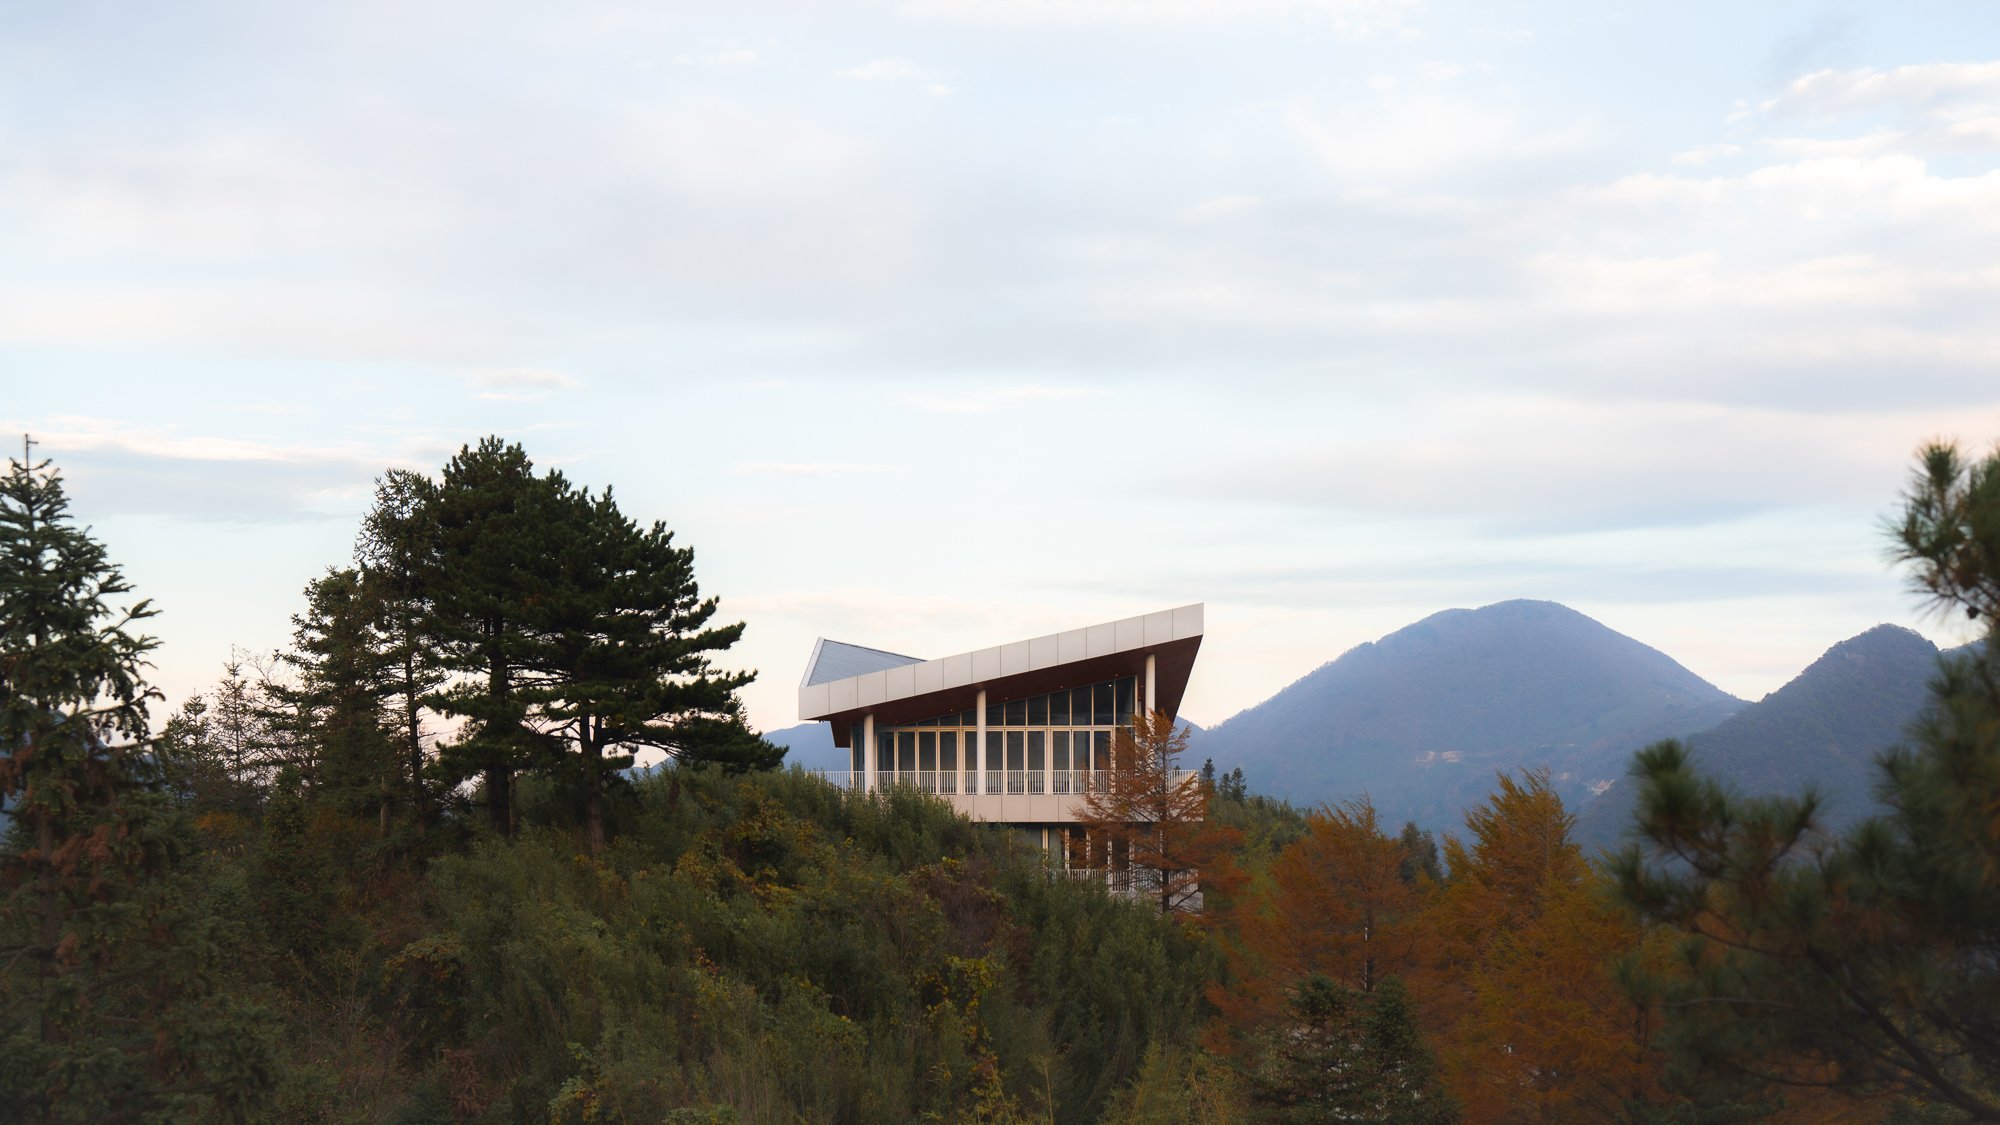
left=1078, top=707, right=1239, bottom=916
left=1427, top=770, right=1665, bottom=1122
left=1212, top=798, right=1443, bottom=1108
left=1614, top=439, right=2000, bottom=1119
left=1216, top=799, right=1423, bottom=1037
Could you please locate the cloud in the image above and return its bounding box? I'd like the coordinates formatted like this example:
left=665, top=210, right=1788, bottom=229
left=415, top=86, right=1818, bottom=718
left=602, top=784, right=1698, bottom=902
left=906, top=385, right=1106, bottom=413
left=674, top=47, right=762, bottom=69
left=1765, top=61, right=2000, bottom=117
left=4, top=416, right=401, bottom=524
left=730, top=461, right=888, bottom=477
left=1165, top=394, right=2000, bottom=533
left=899, top=0, right=1420, bottom=35
left=838, top=58, right=925, bottom=82
left=469, top=368, right=582, bottom=401
left=836, top=57, right=954, bottom=96
left=1284, top=91, right=1589, bottom=183
left=1671, top=143, right=1741, bottom=166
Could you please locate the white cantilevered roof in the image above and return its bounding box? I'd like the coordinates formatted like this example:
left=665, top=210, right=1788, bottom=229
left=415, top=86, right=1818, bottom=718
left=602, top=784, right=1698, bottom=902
left=798, top=604, right=1204, bottom=743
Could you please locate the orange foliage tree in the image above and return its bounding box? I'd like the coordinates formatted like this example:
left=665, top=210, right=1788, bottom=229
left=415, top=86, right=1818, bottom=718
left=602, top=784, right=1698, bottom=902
left=1076, top=708, right=1239, bottom=917
left=1425, top=769, right=1666, bottom=1122
left=1215, top=799, right=1427, bottom=1036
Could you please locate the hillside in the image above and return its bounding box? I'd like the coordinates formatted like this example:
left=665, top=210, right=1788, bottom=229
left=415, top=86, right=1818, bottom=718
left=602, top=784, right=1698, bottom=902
left=1575, top=624, right=1949, bottom=848
left=1191, top=600, right=1746, bottom=832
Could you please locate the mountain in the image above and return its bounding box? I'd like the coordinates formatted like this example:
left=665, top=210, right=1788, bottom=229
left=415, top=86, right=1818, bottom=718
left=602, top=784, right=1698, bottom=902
left=1574, top=624, right=1949, bottom=848
left=764, top=721, right=844, bottom=771
left=1190, top=600, right=1746, bottom=832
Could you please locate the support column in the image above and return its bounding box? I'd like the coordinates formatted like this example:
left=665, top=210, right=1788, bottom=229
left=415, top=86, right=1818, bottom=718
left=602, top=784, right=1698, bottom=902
left=861, top=712, right=876, bottom=795
left=1145, top=653, right=1157, bottom=715
left=974, top=689, right=987, bottom=796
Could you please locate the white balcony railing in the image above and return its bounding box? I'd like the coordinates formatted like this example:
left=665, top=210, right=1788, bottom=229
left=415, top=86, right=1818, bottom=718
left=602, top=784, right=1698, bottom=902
left=805, top=768, right=1198, bottom=796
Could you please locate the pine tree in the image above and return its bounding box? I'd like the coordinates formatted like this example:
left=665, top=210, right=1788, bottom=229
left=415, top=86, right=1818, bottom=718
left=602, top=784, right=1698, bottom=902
left=1614, top=440, right=2000, bottom=1118
left=423, top=438, right=571, bottom=835
left=0, top=445, right=272, bottom=1119
left=1250, top=974, right=1456, bottom=1124
left=532, top=483, right=763, bottom=854
left=272, top=567, right=401, bottom=833
left=355, top=468, right=443, bottom=836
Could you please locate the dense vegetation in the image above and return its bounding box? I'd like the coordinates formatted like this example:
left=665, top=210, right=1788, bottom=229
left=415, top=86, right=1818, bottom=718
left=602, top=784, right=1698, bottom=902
left=3, top=435, right=1996, bottom=1122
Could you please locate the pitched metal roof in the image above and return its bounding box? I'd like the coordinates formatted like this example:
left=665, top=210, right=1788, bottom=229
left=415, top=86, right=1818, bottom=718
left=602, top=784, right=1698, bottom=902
left=800, top=637, right=927, bottom=688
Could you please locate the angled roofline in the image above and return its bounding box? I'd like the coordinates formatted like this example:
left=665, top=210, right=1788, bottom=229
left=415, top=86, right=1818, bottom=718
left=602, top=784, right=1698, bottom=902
left=799, top=637, right=926, bottom=689
left=798, top=604, right=1204, bottom=744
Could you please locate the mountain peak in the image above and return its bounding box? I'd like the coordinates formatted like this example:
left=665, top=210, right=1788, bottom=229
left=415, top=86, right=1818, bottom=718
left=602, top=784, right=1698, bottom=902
left=1198, top=601, right=1743, bottom=831
left=1575, top=623, right=1945, bottom=848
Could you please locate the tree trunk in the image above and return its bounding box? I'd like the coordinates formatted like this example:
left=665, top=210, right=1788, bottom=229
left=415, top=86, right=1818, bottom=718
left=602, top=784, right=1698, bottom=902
left=583, top=715, right=605, bottom=858
left=486, top=764, right=512, bottom=835
left=486, top=622, right=512, bottom=836
left=402, top=642, right=427, bottom=838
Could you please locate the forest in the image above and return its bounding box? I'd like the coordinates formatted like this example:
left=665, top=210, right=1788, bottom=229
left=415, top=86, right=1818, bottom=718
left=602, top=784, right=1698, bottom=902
left=2, top=436, right=1997, bottom=1124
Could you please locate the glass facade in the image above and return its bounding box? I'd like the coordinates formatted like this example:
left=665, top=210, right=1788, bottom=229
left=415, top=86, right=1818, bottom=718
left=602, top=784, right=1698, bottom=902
left=854, top=674, right=1138, bottom=795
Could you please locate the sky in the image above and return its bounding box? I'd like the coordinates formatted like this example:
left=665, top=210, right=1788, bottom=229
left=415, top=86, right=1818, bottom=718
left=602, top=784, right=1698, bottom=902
left=4, top=0, right=2000, bottom=735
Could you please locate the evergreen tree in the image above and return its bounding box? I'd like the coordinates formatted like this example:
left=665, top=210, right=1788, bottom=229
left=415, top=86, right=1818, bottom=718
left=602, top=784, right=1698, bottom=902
left=272, top=567, right=401, bottom=833
left=1397, top=821, right=1442, bottom=885
left=423, top=438, right=571, bottom=835
left=1362, top=978, right=1456, bottom=1124
left=1614, top=440, right=2000, bottom=1119
left=532, top=482, right=763, bottom=854
left=1251, top=974, right=1456, bottom=1124
left=355, top=467, right=443, bottom=836
left=0, top=445, right=272, bottom=1119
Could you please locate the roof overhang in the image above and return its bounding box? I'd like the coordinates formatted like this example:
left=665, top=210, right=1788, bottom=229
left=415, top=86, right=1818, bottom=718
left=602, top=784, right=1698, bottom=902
left=798, top=604, right=1204, bottom=748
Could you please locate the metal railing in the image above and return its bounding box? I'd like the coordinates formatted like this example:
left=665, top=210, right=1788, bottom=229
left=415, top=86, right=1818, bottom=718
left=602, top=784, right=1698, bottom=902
left=806, top=768, right=1198, bottom=797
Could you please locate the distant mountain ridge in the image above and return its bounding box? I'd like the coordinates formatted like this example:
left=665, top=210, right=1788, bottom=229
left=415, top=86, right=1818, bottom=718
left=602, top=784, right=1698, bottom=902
left=1189, top=600, right=1746, bottom=832
left=1573, top=624, right=1949, bottom=847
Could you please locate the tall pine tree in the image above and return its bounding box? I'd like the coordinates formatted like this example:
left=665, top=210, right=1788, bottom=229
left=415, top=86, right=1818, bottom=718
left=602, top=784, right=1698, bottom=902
left=423, top=438, right=570, bottom=835
left=355, top=468, right=442, bottom=836
left=534, top=483, right=764, bottom=855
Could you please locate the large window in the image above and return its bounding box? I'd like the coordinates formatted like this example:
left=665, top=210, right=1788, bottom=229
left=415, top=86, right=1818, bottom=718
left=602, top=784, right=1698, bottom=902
left=857, top=674, right=1140, bottom=795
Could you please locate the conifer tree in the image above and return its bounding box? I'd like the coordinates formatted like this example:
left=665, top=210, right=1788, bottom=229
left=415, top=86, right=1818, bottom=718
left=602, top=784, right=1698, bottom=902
left=1249, top=800, right=1422, bottom=1001
left=272, top=567, right=401, bottom=832
left=1615, top=440, right=2000, bottom=1118
left=0, top=444, right=272, bottom=1119
left=1078, top=708, right=1239, bottom=915
left=423, top=438, right=571, bottom=834
left=1429, top=770, right=1665, bottom=1121
left=1250, top=974, right=1456, bottom=1124
left=355, top=468, right=443, bottom=835
left=533, top=482, right=763, bottom=854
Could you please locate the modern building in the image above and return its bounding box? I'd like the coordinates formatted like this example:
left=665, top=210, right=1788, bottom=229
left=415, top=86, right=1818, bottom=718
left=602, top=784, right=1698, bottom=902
left=797, top=604, right=1204, bottom=863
